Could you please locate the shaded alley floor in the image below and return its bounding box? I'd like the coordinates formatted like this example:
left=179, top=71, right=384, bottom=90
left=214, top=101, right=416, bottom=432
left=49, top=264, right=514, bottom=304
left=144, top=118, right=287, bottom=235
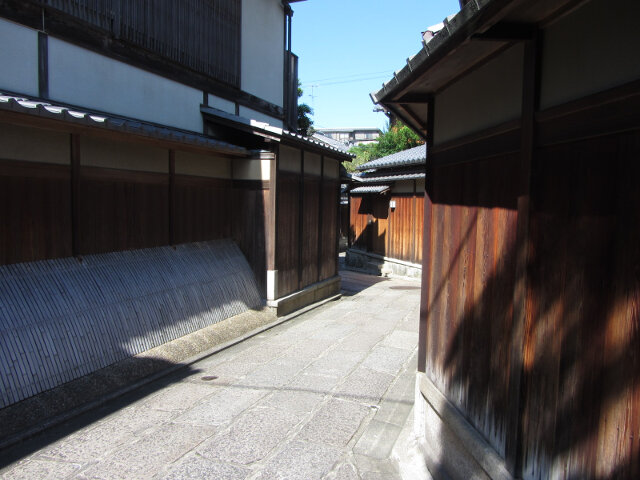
left=0, top=271, right=421, bottom=480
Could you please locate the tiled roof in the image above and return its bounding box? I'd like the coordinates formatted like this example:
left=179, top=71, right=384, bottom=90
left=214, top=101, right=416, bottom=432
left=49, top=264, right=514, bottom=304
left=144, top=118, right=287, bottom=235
left=312, top=132, right=351, bottom=153
left=350, top=185, right=390, bottom=194
left=352, top=172, right=425, bottom=183
left=0, top=93, right=249, bottom=156
left=356, top=144, right=426, bottom=171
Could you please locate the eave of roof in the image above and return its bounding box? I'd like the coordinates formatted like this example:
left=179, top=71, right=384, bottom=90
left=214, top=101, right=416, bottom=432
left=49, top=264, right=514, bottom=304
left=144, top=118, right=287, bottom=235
left=1, top=93, right=249, bottom=157
left=201, top=106, right=355, bottom=160
left=356, top=144, right=426, bottom=171
left=371, top=0, right=587, bottom=135
left=350, top=185, right=390, bottom=194
left=352, top=172, right=425, bottom=183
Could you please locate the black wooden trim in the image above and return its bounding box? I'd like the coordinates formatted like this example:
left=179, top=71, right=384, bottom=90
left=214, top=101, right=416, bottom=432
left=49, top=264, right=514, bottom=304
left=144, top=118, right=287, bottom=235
left=419, top=94, right=435, bottom=374
left=38, top=31, right=48, bottom=99
left=506, top=29, right=541, bottom=478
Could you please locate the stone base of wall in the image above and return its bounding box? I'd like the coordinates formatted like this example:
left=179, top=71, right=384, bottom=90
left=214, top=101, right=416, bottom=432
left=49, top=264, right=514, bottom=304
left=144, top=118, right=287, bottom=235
left=267, top=276, right=341, bottom=316
left=414, top=373, right=513, bottom=480
left=345, top=248, right=422, bottom=279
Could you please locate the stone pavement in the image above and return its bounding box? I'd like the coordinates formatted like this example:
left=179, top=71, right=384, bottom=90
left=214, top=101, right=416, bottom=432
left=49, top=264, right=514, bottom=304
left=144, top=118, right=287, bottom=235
left=0, top=270, right=421, bottom=480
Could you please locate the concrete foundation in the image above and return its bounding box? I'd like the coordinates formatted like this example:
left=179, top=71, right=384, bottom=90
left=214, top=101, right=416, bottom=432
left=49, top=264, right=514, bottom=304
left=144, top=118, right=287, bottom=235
left=266, top=275, right=341, bottom=316
left=345, top=248, right=422, bottom=279
left=414, top=373, right=513, bottom=480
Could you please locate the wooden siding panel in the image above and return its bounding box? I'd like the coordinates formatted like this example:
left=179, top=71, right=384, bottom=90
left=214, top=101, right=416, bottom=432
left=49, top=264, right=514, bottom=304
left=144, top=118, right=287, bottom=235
left=424, top=154, right=519, bottom=457
left=231, top=185, right=268, bottom=297
left=301, top=177, right=320, bottom=288
left=320, top=180, right=339, bottom=280
left=79, top=168, right=169, bottom=254
left=276, top=172, right=300, bottom=297
left=0, top=160, right=72, bottom=265
left=173, top=176, right=231, bottom=245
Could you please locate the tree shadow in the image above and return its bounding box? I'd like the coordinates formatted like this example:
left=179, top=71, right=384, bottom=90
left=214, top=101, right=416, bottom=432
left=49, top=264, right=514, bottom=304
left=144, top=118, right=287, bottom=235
left=424, top=142, right=640, bottom=478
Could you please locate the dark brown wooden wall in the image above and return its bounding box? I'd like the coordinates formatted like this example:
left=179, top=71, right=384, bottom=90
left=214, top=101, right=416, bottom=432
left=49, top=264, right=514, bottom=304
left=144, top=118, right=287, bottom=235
left=79, top=168, right=169, bottom=254
left=276, top=162, right=340, bottom=298
left=350, top=190, right=424, bottom=264
left=423, top=81, right=640, bottom=479
left=0, top=160, right=72, bottom=265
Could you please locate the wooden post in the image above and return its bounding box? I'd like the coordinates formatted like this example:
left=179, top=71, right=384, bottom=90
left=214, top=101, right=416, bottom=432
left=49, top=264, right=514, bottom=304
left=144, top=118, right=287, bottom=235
left=317, top=156, right=324, bottom=281
left=506, top=29, right=541, bottom=477
left=70, top=134, right=81, bottom=257
left=418, top=97, right=435, bottom=373
left=298, top=150, right=304, bottom=289
left=168, top=150, right=175, bottom=246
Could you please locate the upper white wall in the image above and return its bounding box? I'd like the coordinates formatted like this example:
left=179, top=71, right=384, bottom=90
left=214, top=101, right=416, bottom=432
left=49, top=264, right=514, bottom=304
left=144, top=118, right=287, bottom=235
left=540, top=0, right=640, bottom=110
left=48, top=38, right=204, bottom=133
left=241, top=0, right=284, bottom=108
left=0, top=18, right=38, bottom=96
left=434, top=43, right=524, bottom=146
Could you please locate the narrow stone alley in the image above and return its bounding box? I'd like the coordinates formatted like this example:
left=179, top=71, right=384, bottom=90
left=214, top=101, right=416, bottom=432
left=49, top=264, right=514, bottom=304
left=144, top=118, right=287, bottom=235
left=0, top=271, right=422, bottom=480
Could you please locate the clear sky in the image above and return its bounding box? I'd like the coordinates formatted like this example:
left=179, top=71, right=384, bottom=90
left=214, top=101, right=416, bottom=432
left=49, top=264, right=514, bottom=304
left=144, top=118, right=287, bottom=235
left=291, top=0, right=460, bottom=131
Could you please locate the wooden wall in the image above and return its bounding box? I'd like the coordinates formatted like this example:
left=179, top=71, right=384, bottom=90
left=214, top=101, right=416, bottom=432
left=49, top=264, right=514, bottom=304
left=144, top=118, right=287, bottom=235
left=0, top=160, right=72, bottom=265
left=0, top=127, right=270, bottom=295
left=350, top=189, right=424, bottom=264
left=423, top=81, right=640, bottom=479
left=276, top=153, right=340, bottom=298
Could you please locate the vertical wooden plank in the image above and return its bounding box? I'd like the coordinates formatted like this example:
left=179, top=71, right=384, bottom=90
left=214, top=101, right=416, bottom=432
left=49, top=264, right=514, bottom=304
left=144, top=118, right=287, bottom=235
left=70, top=134, right=80, bottom=257
left=168, top=150, right=175, bottom=246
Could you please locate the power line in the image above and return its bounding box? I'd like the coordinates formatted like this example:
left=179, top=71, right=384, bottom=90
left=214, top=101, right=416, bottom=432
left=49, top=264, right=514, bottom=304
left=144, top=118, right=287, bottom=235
left=301, top=70, right=394, bottom=87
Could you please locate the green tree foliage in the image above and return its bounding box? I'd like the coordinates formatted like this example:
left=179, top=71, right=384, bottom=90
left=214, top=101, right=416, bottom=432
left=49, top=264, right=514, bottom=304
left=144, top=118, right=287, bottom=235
left=343, top=121, right=424, bottom=172
left=297, top=81, right=314, bottom=136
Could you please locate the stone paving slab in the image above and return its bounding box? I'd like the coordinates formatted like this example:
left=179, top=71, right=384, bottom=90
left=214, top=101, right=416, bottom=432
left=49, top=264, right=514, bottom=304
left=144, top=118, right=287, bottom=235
left=0, top=271, right=421, bottom=480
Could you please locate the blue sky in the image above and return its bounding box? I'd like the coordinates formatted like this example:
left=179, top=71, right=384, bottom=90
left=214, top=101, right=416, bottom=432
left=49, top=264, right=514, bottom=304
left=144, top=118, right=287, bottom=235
left=291, top=0, right=460, bottom=131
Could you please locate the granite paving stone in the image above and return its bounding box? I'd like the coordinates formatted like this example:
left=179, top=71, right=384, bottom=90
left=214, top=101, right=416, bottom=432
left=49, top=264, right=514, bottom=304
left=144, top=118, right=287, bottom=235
left=157, top=454, right=250, bottom=480
left=361, top=345, right=412, bottom=375
left=255, top=440, right=343, bottom=480
left=296, top=398, right=371, bottom=447
left=0, top=271, right=422, bottom=480
left=197, top=406, right=301, bottom=465
left=335, top=367, right=396, bottom=404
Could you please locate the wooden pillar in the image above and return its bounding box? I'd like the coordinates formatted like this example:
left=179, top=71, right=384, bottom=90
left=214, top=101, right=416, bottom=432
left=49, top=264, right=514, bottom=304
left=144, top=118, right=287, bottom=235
left=317, top=156, right=324, bottom=281
left=298, top=150, right=304, bottom=289
left=168, top=150, right=175, bottom=246
left=506, top=29, right=541, bottom=477
left=418, top=97, right=435, bottom=373
left=70, top=134, right=80, bottom=257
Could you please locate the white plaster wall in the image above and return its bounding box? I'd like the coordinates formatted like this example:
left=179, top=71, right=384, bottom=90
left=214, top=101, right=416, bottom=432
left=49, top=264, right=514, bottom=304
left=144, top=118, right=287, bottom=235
left=0, top=123, right=69, bottom=164
left=0, top=18, right=38, bottom=96
left=392, top=181, right=415, bottom=194
left=208, top=94, right=236, bottom=115
left=540, top=0, right=640, bottom=110
left=48, top=38, right=203, bottom=133
left=241, top=0, right=284, bottom=108
left=324, top=158, right=339, bottom=179
left=239, top=106, right=283, bottom=128
left=279, top=145, right=301, bottom=173
left=434, top=43, right=524, bottom=146
left=233, top=158, right=271, bottom=180
left=175, top=151, right=231, bottom=178
left=304, top=152, right=322, bottom=176
left=80, top=136, right=167, bottom=172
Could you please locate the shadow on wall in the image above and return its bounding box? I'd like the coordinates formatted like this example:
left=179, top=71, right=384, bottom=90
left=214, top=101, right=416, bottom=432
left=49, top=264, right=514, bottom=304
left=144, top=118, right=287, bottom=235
left=425, top=143, right=640, bottom=479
